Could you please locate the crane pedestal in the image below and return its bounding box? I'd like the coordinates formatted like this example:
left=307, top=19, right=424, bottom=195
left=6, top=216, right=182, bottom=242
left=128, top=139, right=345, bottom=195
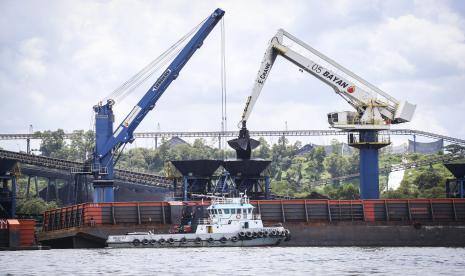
left=348, top=130, right=390, bottom=199
left=93, top=180, right=114, bottom=203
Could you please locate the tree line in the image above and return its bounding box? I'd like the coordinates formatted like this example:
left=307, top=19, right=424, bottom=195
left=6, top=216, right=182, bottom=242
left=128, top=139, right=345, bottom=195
left=31, top=129, right=459, bottom=201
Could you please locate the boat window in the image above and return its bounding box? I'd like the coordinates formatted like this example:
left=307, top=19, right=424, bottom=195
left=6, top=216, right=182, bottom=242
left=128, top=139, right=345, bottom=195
left=248, top=208, right=252, bottom=214
left=231, top=209, right=236, bottom=214
left=218, top=209, right=223, bottom=214
left=237, top=209, right=241, bottom=214
left=224, top=209, right=230, bottom=214
left=214, top=209, right=218, bottom=215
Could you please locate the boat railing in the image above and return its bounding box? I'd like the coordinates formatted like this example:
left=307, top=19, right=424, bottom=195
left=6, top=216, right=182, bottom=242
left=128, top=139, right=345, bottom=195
left=197, top=218, right=211, bottom=225
left=211, top=197, right=249, bottom=205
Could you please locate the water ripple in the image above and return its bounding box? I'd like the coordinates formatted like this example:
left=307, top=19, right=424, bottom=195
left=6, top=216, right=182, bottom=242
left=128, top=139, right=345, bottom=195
left=1, top=247, right=464, bottom=275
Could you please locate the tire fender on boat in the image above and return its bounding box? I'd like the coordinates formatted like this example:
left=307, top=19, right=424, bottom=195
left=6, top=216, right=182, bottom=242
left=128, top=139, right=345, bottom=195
left=180, top=237, right=187, bottom=244
left=207, top=237, right=214, bottom=243
left=231, top=236, right=238, bottom=242
left=132, top=239, right=141, bottom=246
left=195, top=237, right=202, bottom=244
left=142, top=239, right=149, bottom=245
left=220, top=237, right=227, bottom=243
left=149, top=239, right=157, bottom=245
left=158, top=238, right=166, bottom=244
left=168, top=238, right=175, bottom=244
left=246, top=231, right=253, bottom=238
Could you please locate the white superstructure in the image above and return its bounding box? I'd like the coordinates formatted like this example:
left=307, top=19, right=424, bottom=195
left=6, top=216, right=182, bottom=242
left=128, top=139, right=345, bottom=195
left=196, top=195, right=264, bottom=234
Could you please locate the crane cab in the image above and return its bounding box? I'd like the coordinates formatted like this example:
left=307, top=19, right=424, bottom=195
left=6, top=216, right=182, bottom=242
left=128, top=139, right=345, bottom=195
left=327, top=111, right=358, bottom=127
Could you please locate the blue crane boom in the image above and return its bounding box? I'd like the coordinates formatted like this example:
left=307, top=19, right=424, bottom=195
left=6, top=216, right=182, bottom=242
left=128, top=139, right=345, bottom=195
left=91, top=8, right=225, bottom=202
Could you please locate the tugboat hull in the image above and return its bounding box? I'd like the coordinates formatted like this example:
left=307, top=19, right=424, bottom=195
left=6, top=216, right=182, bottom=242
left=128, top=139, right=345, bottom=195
left=107, top=229, right=290, bottom=248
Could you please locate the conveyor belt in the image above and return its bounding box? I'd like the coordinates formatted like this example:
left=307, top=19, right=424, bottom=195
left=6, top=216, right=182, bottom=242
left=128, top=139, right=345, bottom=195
left=0, top=149, right=172, bottom=188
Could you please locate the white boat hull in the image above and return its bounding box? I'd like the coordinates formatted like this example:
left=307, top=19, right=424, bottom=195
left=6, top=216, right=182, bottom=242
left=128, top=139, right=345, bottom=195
left=107, top=229, right=290, bottom=248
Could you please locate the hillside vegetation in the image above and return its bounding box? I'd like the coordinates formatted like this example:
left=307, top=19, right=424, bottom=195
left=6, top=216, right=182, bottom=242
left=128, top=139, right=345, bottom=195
left=25, top=129, right=460, bottom=202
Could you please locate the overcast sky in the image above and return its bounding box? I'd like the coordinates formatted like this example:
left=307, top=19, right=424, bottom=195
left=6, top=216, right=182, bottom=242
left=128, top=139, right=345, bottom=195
left=1, top=0, right=464, bottom=150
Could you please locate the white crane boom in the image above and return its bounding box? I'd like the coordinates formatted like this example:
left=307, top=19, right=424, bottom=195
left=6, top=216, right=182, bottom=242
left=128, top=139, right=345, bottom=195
left=241, top=29, right=416, bottom=130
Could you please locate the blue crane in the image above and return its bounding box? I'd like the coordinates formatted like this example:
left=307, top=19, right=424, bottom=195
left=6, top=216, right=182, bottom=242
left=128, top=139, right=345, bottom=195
left=91, top=8, right=225, bottom=202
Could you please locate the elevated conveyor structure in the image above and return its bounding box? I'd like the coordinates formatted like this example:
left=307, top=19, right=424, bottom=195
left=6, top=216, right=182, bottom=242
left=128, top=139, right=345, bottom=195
left=0, top=149, right=172, bottom=189
left=1, top=129, right=464, bottom=145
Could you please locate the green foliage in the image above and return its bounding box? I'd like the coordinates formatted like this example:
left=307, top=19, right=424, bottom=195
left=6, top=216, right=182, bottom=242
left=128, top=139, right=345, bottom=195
left=325, top=183, right=360, bottom=200
left=252, top=137, right=271, bottom=159
left=36, top=129, right=454, bottom=200
left=414, top=170, right=445, bottom=190
left=16, top=198, right=59, bottom=214
left=37, top=129, right=66, bottom=158
left=37, top=129, right=94, bottom=161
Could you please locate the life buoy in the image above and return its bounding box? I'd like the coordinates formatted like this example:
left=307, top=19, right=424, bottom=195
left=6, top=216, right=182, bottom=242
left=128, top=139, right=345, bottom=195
left=132, top=239, right=141, bottom=246
left=231, top=236, right=238, bottom=242
left=195, top=237, right=202, bottom=244
left=149, top=239, right=157, bottom=245
left=236, top=214, right=241, bottom=219
left=220, top=237, right=227, bottom=243
left=142, top=239, right=149, bottom=245
left=168, top=238, right=175, bottom=244
left=180, top=237, right=187, bottom=244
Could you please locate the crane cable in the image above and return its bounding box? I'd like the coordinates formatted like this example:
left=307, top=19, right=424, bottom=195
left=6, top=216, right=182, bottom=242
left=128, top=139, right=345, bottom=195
left=101, top=16, right=209, bottom=104
left=220, top=17, right=227, bottom=158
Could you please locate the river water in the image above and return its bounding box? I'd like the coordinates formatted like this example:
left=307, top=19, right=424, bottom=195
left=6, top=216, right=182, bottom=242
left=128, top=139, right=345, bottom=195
left=1, top=247, right=465, bottom=275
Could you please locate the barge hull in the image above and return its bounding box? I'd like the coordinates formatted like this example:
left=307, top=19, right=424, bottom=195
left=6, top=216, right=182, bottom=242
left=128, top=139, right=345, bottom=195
left=39, top=199, right=465, bottom=248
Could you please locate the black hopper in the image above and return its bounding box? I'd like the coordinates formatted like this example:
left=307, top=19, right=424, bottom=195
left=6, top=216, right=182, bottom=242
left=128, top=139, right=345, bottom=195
left=170, top=160, right=222, bottom=200
left=445, top=162, right=465, bottom=198
left=222, top=160, right=271, bottom=199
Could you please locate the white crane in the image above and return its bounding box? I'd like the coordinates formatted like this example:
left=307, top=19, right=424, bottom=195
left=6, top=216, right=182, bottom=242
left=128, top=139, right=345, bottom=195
left=240, top=29, right=416, bottom=130
left=229, top=29, right=417, bottom=199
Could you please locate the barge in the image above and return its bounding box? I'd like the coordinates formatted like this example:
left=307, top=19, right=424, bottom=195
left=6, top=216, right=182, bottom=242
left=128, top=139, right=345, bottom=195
left=38, top=198, right=465, bottom=248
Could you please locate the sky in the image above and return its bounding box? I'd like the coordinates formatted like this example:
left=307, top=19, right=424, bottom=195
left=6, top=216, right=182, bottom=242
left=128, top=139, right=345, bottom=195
left=1, top=0, right=464, bottom=151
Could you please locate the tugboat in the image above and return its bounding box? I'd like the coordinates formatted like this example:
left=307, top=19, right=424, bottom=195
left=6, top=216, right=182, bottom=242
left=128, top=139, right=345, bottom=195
left=106, top=194, right=291, bottom=248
